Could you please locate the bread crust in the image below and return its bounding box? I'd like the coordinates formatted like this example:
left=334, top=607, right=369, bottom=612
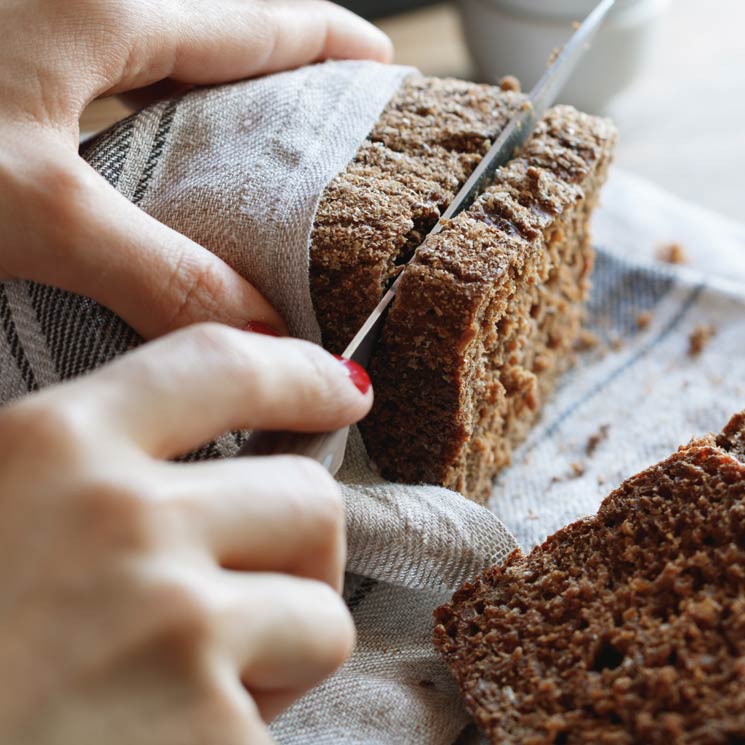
left=434, top=412, right=745, bottom=744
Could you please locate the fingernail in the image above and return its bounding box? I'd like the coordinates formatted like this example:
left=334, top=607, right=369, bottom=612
left=334, top=355, right=372, bottom=396
left=244, top=321, right=281, bottom=337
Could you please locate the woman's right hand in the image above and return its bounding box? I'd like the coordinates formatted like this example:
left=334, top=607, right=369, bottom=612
left=0, top=324, right=373, bottom=745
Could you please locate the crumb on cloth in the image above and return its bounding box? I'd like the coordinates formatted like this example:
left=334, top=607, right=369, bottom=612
left=609, top=334, right=624, bottom=352
left=551, top=462, right=586, bottom=485
left=586, top=424, right=611, bottom=456
left=636, top=311, right=652, bottom=330
left=657, top=242, right=688, bottom=265
left=574, top=328, right=599, bottom=351
left=688, top=324, right=716, bottom=357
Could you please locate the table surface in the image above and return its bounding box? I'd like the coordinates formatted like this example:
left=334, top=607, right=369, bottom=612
left=81, top=0, right=745, bottom=225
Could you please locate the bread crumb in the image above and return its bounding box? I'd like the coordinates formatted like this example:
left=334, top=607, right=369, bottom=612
left=688, top=324, right=716, bottom=357
left=574, top=329, right=599, bottom=351
left=657, top=242, right=688, bottom=265
left=636, top=311, right=652, bottom=330
left=527, top=509, right=540, bottom=521
left=586, top=424, right=610, bottom=456
left=550, top=460, right=588, bottom=487
left=609, top=335, right=624, bottom=352
left=499, top=75, right=521, bottom=93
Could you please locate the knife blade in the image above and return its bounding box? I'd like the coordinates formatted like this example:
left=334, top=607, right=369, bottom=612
left=240, top=0, right=616, bottom=472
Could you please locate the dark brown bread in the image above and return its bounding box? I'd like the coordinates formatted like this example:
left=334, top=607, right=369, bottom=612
left=361, top=105, right=616, bottom=501
left=310, top=75, right=526, bottom=355
left=310, top=75, right=616, bottom=501
left=433, top=412, right=745, bottom=744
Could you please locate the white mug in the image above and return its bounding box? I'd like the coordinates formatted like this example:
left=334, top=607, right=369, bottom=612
left=459, top=0, right=672, bottom=113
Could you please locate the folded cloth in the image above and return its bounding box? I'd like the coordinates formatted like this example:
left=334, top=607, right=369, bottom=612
left=2, top=60, right=744, bottom=745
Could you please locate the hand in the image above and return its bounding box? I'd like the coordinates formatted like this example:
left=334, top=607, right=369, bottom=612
left=0, top=324, right=373, bottom=744
left=0, top=0, right=392, bottom=338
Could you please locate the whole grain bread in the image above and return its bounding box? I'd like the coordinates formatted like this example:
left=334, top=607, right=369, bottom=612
left=311, top=75, right=526, bottom=354
left=433, top=411, right=745, bottom=744
left=310, top=75, right=616, bottom=501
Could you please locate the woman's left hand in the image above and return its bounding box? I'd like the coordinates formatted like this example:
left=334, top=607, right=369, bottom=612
left=0, top=0, right=392, bottom=339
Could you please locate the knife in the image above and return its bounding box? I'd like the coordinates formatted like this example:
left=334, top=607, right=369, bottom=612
left=240, top=0, right=616, bottom=473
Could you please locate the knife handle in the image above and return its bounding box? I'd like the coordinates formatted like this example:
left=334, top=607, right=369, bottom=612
left=238, top=426, right=350, bottom=476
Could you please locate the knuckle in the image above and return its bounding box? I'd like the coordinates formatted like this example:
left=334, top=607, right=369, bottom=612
left=73, top=477, right=159, bottom=551
left=70, top=0, right=139, bottom=31
left=101, top=0, right=137, bottom=26
left=297, top=341, right=339, bottom=402
left=290, top=452, right=338, bottom=490
left=165, top=258, right=230, bottom=331
left=312, top=582, right=356, bottom=671
left=292, top=341, right=364, bottom=420
left=166, top=322, right=248, bottom=384
left=178, top=322, right=240, bottom=359
left=145, top=572, right=215, bottom=645
left=74, top=480, right=198, bottom=557
left=330, top=613, right=356, bottom=670
left=0, top=398, right=91, bottom=463
left=286, top=456, right=345, bottom=537
left=36, top=158, right=98, bottom=249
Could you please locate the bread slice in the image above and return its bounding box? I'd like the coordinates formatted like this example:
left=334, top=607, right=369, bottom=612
left=311, top=76, right=526, bottom=354
left=310, top=75, right=616, bottom=501
left=433, top=412, right=745, bottom=744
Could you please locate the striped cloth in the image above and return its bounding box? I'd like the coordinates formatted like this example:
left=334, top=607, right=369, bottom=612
left=2, top=61, right=744, bottom=744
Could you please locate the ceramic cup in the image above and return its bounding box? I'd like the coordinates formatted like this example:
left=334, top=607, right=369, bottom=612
left=459, top=0, right=672, bottom=113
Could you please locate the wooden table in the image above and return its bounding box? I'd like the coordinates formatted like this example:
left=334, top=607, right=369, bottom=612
left=81, top=0, right=745, bottom=224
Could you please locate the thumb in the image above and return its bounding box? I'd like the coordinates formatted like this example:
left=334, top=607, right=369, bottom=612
left=1, top=143, right=286, bottom=339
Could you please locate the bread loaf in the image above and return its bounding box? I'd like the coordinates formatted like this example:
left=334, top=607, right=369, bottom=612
left=310, top=76, right=616, bottom=500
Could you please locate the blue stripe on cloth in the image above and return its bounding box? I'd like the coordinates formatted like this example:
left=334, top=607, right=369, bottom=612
left=584, top=249, right=676, bottom=340
left=528, top=279, right=704, bottom=449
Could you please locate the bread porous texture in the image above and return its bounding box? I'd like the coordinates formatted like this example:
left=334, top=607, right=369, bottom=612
left=311, top=76, right=526, bottom=354
left=310, top=75, right=616, bottom=501
left=433, top=412, right=745, bottom=744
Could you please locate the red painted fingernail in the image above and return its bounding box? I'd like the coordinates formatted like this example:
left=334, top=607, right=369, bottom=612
left=243, top=321, right=281, bottom=337
left=334, top=355, right=372, bottom=395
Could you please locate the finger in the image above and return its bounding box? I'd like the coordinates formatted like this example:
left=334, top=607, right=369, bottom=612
left=86, top=324, right=372, bottom=457
left=161, top=456, right=346, bottom=591
left=0, top=146, right=286, bottom=339
left=203, top=665, right=280, bottom=742
left=105, top=0, right=393, bottom=95
left=221, top=573, right=355, bottom=693
left=251, top=688, right=311, bottom=724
